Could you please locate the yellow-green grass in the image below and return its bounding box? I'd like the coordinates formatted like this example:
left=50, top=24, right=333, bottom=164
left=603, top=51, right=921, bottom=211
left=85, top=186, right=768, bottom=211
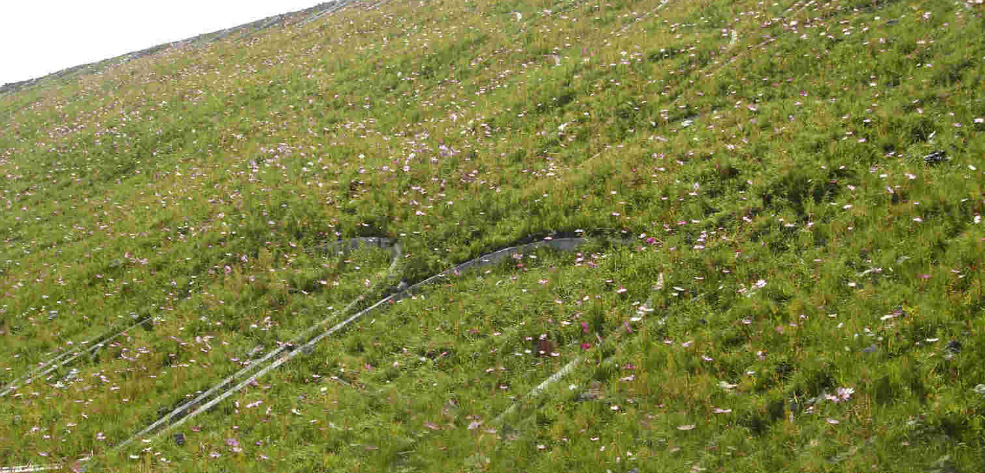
left=1, top=0, right=984, bottom=470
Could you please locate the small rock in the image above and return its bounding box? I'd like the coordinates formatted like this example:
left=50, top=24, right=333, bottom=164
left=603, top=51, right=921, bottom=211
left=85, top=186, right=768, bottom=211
left=173, top=432, right=185, bottom=446
left=945, top=340, right=962, bottom=354
left=862, top=344, right=878, bottom=354
left=923, top=150, right=946, bottom=165
left=576, top=381, right=603, bottom=402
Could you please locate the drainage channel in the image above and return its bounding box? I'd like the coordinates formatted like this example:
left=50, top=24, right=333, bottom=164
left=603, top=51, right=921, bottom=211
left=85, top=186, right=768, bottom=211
left=116, top=236, right=594, bottom=451
left=3, top=233, right=638, bottom=471
left=78, top=234, right=621, bottom=471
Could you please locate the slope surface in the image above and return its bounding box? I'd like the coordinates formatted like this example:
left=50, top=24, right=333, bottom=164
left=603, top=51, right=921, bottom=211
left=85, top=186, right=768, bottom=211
left=1, top=0, right=985, bottom=471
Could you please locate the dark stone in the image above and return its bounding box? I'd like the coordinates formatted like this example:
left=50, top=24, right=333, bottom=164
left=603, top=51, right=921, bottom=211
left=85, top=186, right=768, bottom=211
left=533, top=339, right=557, bottom=357
left=775, top=361, right=793, bottom=380
left=862, top=345, right=878, bottom=354
left=767, top=399, right=785, bottom=421
left=923, top=150, right=946, bottom=165
left=173, top=432, right=185, bottom=446
left=945, top=340, right=961, bottom=354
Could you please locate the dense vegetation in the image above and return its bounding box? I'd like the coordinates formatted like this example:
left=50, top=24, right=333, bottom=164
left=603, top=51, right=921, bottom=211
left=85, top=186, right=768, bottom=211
left=1, top=0, right=984, bottom=471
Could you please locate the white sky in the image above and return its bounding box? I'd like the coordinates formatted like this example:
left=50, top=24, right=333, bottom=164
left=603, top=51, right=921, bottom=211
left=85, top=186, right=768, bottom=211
left=0, top=0, right=329, bottom=85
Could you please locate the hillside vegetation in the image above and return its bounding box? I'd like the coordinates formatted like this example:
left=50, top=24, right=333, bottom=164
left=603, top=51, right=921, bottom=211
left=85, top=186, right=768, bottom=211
left=1, top=0, right=984, bottom=471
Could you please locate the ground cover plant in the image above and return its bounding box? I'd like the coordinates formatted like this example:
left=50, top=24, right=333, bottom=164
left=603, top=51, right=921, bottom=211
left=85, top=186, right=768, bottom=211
left=1, top=0, right=984, bottom=471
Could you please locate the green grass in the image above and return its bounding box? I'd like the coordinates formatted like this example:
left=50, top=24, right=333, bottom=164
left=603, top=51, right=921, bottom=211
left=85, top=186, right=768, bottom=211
left=1, top=0, right=984, bottom=471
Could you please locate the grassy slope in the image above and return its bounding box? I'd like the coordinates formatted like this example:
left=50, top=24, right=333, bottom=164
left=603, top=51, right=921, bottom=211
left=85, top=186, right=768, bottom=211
left=1, top=0, right=984, bottom=470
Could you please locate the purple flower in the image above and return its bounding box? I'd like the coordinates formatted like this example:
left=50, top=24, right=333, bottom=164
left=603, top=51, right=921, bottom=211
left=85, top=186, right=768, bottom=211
left=825, top=387, right=854, bottom=403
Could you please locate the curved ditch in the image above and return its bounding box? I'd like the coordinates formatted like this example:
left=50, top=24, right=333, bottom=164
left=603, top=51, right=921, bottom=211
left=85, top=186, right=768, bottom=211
left=116, top=236, right=598, bottom=451
left=3, top=232, right=632, bottom=471
left=0, top=0, right=839, bottom=465
left=20, top=232, right=622, bottom=471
